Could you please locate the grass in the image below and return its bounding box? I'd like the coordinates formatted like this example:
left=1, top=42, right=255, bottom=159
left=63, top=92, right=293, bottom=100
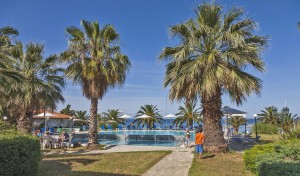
left=255, top=134, right=280, bottom=144
left=38, top=151, right=171, bottom=176
left=188, top=152, right=254, bottom=176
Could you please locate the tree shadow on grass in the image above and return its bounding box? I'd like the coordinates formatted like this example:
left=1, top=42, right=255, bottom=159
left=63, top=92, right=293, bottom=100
left=39, top=159, right=139, bottom=176
left=203, top=153, right=215, bottom=159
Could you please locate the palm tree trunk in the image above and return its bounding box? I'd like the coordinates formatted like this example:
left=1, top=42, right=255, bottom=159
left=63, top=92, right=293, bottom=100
left=17, top=108, right=32, bottom=134
left=202, top=92, right=227, bottom=152
left=88, top=97, right=99, bottom=147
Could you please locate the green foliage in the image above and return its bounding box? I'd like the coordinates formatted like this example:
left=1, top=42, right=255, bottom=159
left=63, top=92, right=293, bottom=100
left=100, top=109, right=124, bottom=129
left=0, top=126, right=41, bottom=176
left=133, top=104, right=163, bottom=129
left=258, top=106, right=280, bottom=125
left=227, top=116, right=247, bottom=133
left=258, top=161, right=300, bottom=176
left=60, top=104, right=75, bottom=116
left=252, top=122, right=279, bottom=134
left=173, top=100, right=201, bottom=127
left=244, top=140, right=300, bottom=175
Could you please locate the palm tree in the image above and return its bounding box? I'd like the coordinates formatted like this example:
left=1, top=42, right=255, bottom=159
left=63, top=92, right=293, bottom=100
left=2, top=42, right=65, bottom=133
left=75, top=110, right=88, bottom=120
left=0, top=26, right=21, bottom=85
left=282, top=113, right=298, bottom=133
left=102, top=109, right=124, bottom=129
left=173, top=100, right=201, bottom=128
left=133, top=105, right=163, bottom=129
left=227, top=116, right=247, bottom=133
left=159, top=3, right=267, bottom=151
left=62, top=20, right=130, bottom=146
left=60, top=104, right=76, bottom=116
left=258, top=106, right=280, bottom=125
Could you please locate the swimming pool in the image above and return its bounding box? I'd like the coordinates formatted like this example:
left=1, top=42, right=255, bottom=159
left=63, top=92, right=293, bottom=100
left=72, top=130, right=195, bottom=147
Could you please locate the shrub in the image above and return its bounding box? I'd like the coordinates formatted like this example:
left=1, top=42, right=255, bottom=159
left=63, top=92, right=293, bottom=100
left=0, top=122, right=41, bottom=176
left=244, top=140, right=300, bottom=175
left=243, top=143, right=275, bottom=172
left=252, top=122, right=279, bottom=134
left=258, top=161, right=300, bottom=176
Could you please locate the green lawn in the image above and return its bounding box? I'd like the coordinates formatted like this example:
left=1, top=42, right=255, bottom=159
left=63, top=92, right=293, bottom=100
left=189, top=153, right=254, bottom=176
left=38, top=151, right=171, bottom=176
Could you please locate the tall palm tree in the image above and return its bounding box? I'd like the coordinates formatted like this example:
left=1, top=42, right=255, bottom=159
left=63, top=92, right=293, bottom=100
left=173, top=100, right=201, bottom=128
left=159, top=3, right=267, bottom=151
left=282, top=113, right=298, bottom=132
left=258, top=106, right=280, bottom=125
left=133, top=105, right=163, bottom=129
left=0, top=26, right=21, bottom=85
left=102, top=109, right=124, bottom=129
left=2, top=42, right=65, bottom=133
left=75, top=110, right=88, bottom=120
left=227, top=116, right=247, bottom=133
left=62, top=20, right=130, bottom=146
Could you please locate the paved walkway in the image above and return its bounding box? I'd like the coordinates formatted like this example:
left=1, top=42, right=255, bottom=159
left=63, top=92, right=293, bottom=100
left=44, top=145, right=195, bottom=176
left=143, top=149, right=194, bottom=176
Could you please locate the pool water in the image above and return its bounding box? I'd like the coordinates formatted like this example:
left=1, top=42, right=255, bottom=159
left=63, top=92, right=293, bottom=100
left=72, top=130, right=195, bottom=147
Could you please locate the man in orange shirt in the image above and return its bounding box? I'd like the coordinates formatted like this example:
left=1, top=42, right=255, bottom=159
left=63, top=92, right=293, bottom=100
left=195, top=129, right=204, bottom=160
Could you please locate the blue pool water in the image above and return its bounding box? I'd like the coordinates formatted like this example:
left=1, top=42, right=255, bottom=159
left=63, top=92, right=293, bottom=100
left=72, top=119, right=255, bottom=147
left=72, top=130, right=193, bottom=147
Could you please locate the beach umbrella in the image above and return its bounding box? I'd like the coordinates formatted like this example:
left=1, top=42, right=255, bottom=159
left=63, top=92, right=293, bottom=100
left=163, top=114, right=177, bottom=129
left=221, top=107, right=247, bottom=116
left=163, top=114, right=177, bottom=119
left=118, top=114, right=132, bottom=129
left=136, top=114, right=151, bottom=119
left=119, top=114, right=132, bottom=119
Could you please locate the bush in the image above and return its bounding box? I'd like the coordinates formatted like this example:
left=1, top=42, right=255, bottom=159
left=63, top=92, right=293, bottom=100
left=243, top=143, right=275, bottom=172
left=258, top=161, right=300, bottom=176
left=252, top=122, right=279, bottom=134
left=244, top=140, right=300, bottom=175
left=0, top=122, right=41, bottom=176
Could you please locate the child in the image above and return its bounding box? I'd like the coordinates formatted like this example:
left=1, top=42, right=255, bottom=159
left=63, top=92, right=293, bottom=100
left=195, top=129, right=205, bottom=160
left=185, top=129, right=191, bottom=148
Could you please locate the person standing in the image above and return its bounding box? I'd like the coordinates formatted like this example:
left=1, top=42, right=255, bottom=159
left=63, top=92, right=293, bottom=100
left=185, top=129, right=191, bottom=148
left=195, top=129, right=205, bottom=160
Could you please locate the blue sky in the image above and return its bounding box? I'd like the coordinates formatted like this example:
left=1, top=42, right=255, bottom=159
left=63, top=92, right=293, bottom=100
left=1, top=0, right=300, bottom=117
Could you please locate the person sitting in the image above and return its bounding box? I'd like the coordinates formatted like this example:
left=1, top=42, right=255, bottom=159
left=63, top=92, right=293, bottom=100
left=36, top=130, right=43, bottom=144
left=42, top=131, right=53, bottom=149
left=61, top=130, right=70, bottom=148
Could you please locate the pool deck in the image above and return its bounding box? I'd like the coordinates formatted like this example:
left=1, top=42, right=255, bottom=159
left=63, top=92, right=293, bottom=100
left=44, top=145, right=195, bottom=176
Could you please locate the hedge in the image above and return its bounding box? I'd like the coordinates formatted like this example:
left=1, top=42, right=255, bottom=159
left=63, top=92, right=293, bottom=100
left=0, top=123, right=41, bottom=176
left=244, top=140, right=300, bottom=176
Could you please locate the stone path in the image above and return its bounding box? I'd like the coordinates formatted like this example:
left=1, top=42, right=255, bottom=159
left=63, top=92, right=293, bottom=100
left=143, top=149, right=194, bottom=176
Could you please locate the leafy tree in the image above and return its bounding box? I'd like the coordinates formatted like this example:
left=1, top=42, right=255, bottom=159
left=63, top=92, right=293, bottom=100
left=0, top=26, right=21, bottom=86
left=133, top=105, right=163, bottom=129
left=2, top=42, right=65, bottom=133
left=60, top=104, right=75, bottom=116
left=101, top=109, right=124, bottom=129
left=227, top=116, right=247, bottom=133
left=173, top=100, right=201, bottom=128
left=62, top=20, right=130, bottom=146
left=159, top=2, right=267, bottom=151
left=258, top=106, right=280, bottom=125
left=75, top=110, right=88, bottom=120
left=282, top=113, right=298, bottom=133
